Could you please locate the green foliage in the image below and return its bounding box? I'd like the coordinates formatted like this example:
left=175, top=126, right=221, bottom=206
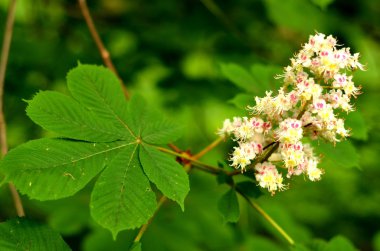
left=311, top=0, right=335, bottom=10
left=90, top=144, right=157, bottom=238
left=1, top=0, right=378, bottom=250
left=235, top=181, right=263, bottom=199
left=228, top=93, right=253, bottom=109
left=0, top=218, right=70, bottom=251
left=313, top=140, right=360, bottom=169
left=26, top=91, right=126, bottom=142
left=217, top=188, right=240, bottom=223
left=0, top=65, right=189, bottom=238
left=0, top=139, right=124, bottom=200
left=139, top=145, right=189, bottom=210
left=220, top=63, right=257, bottom=93
left=129, top=242, right=142, bottom=251
left=322, top=236, right=357, bottom=251
left=344, top=111, right=368, bottom=140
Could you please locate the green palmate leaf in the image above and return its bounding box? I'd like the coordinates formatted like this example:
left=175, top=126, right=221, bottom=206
left=0, top=218, right=70, bottom=251
left=217, top=188, right=240, bottom=223
left=220, top=63, right=256, bottom=93
left=1, top=138, right=126, bottom=200
left=139, top=145, right=189, bottom=210
left=127, top=94, right=182, bottom=144
left=91, top=144, right=157, bottom=238
left=26, top=91, right=127, bottom=142
left=67, top=64, right=133, bottom=136
left=1, top=64, right=188, bottom=238
left=313, top=140, right=360, bottom=169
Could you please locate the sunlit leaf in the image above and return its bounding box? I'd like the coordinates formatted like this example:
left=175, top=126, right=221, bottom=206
left=91, top=144, right=157, bottom=239
left=26, top=91, right=127, bottom=142
left=67, top=64, right=131, bottom=134
left=1, top=139, right=126, bottom=200
left=140, top=145, right=189, bottom=210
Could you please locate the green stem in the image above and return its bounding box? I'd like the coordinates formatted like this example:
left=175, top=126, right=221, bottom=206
left=193, top=137, right=224, bottom=160
left=236, top=189, right=295, bottom=246
left=133, top=196, right=167, bottom=243
left=156, top=146, right=223, bottom=174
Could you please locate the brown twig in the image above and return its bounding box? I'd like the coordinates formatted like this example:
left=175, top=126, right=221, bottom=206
left=0, top=0, right=25, bottom=217
left=77, top=0, right=130, bottom=99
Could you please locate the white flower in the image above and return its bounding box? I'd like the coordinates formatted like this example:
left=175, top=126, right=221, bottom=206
left=255, top=162, right=286, bottom=194
left=219, top=32, right=364, bottom=195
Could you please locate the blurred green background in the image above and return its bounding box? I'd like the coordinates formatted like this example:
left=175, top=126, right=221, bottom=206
left=0, top=0, right=379, bottom=250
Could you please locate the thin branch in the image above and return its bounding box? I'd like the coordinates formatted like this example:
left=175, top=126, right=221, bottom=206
left=134, top=196, right=168, bottom=243
left=77, top=0, right=130, bottom=99
left=193, top=136, right=224, bottom=160
left=156, top=146, right=222, bottom=174
left=134, top=162, right=192, bottom=243
left=0, top=0, right=25, bottom=217
left=236, top=189, right=295, bottom=246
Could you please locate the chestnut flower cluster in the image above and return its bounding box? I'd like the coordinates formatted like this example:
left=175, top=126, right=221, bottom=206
left=219, top=33, right=364, bottom=195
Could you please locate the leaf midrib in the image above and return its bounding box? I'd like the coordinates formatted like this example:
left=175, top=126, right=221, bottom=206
left=15, top=141, right=137, bottom=171
left=84, top=72, right=137, bottom=139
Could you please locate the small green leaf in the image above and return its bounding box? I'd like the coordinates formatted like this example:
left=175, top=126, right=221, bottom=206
left=235, top=181, right=263, bottom=198
left=26, top=91, right=127, bottom=142
left=91, top=144, right=157, bottom=239
left=0, top=218, right=70, bottom=251
left=313, top=140, right=360, bottom=169
left=344, top=111, right=368, bottom=140
left=228, top=93, right=253, bottom=109
left=217, top=188, right=240, bottom=223
left=250, top=64, right=283, bottom=95
left=1, top=139, right=126, bottom=200
left=220, top=63, right=256, bottom=93
left=67, top=64, right=132, bottom=136
left=323, top=235, right=357, bottom=251
left=139, top=145, right=189, bottom=210
left=216, top=172, right=233, bottom=185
